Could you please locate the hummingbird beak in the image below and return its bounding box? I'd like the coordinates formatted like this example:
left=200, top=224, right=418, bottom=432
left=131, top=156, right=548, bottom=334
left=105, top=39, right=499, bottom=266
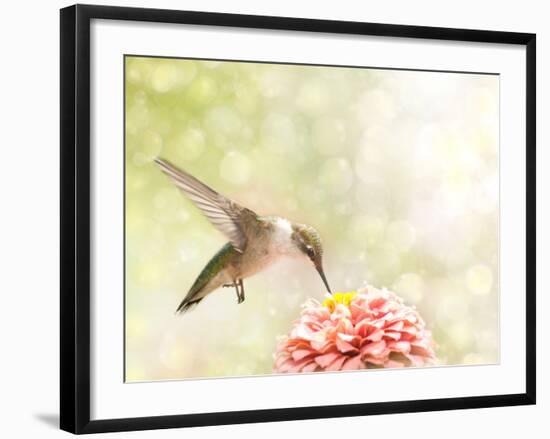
left=315, top=263, right=332, bottom=294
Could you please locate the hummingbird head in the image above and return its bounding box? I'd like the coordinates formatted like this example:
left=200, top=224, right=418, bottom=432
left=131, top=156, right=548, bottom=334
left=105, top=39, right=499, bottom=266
left=291, top=224, right=332, bottom=294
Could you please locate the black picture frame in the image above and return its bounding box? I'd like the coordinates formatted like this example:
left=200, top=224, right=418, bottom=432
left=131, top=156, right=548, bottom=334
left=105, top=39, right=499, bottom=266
left=60, top=4, right=536, bottom=434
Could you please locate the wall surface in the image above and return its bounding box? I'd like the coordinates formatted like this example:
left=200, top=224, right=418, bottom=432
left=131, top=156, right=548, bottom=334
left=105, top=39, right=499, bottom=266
left=0, top=0, right=546, bottom=437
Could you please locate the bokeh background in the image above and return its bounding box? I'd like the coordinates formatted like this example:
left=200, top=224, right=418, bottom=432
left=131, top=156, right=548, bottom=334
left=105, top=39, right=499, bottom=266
left=124, top=56, right=499, bottom=381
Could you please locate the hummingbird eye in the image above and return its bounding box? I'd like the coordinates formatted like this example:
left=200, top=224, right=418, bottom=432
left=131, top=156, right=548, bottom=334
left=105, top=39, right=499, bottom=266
left=306, top=246, right=315, bottom=258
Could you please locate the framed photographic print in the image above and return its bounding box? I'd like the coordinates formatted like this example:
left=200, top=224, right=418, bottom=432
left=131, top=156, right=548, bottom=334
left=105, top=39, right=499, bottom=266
left=60, top=4, right=536, bottom=434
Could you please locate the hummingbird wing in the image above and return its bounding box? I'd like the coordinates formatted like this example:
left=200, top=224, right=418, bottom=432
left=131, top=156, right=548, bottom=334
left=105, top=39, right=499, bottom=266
left=154, top=158, right=258, bottom=253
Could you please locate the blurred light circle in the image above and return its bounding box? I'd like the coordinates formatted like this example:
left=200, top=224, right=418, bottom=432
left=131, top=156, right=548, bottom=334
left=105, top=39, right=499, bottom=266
left=447, top=322, right=473, bottom=351
left=466, top=264, right=493, bottom=296
left=177, top=208, right=190, bottom=223
left=178, top=61, right=198, bottom=84
left=133, top=90, right=148, bottom=105
left=259, top=69, right=291, bottom=98
left=348, top=214, right=385, bottom=248
left=233, top=84, right=259, bottom=115
left=179, top=245, right=199, bottom=263
left=127, top=173, right=147, bottom=191
left=297, top=185, right=324, bottom=206
left=126, top=315, right=147, bottom=338
left=127, top=66, right=142, bottom=84
left=436, top=291, right=469, bottom=324
left=220, top=151, right=251, bottom=185
left=188, top=75, right=218, bottom=104
left=153, top=189, right=169, bottom=209
left=285, top=198, right=298, bottom=212
left=161, top=346, right=187, bottom=370
left=357, top=89, right=397, bottom=123
left=151, top=61, right=197, bottom=93
left=318, top=158, right=353, bottom=195
left=335, top=201, right=352, bottom=215
left=393, top=273, right=424, bottom=304
left=387, top=220, right=416, bottom=252
left=312, top=117, right=347, bottom=155
left=261, top=112, right=296, bottom=154
left=178, top=127, right=206, bottom=161
left=153, top=187, right=180, bottom=210
left=204, top=105, right=241, bottom=137
left=296, top=79, right=330, bottom=115
left=473, top=173, right=499, bottom=214
left=160, top=336, right=189, bottom=370
left=137, top=263, right=161, bottom=287
left=141, top=130, right=163, bottom=158
left=371, top=247, right=401, bottom=277
left=127, top=104, right=150, bottom=136
left=132, top=152, right=149, bottom=167
left=354, top=144, right=385, bottom=185
left=358, top=131, right=385, bottom=163
left=151, top=64, right=179, bottom=93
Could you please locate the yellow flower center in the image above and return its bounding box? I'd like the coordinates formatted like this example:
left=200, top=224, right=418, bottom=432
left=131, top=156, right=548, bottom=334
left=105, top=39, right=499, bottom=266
left=322, top=291, right=357, bottom=312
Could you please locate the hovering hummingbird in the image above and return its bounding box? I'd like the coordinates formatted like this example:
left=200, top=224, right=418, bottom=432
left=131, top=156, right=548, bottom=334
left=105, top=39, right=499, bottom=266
left=154, top=158, right=332, bottom=314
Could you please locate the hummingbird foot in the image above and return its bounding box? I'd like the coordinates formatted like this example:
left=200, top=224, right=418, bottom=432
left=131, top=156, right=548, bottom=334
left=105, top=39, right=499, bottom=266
left=236, top=279, right=245, bottom=304
left=223, top=280, right=245, bottom=304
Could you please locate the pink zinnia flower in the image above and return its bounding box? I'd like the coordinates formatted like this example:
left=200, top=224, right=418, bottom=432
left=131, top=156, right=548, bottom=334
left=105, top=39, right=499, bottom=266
left=273, top=286, right=436, bottom=373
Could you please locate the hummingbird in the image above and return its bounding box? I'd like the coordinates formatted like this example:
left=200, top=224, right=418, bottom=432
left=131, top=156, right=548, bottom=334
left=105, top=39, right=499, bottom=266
left=154, top=158, right=332, bottom=314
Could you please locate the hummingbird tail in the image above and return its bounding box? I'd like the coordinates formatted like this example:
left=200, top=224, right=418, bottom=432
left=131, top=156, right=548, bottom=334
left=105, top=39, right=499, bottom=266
left=176, top=297, right=203, bottom=314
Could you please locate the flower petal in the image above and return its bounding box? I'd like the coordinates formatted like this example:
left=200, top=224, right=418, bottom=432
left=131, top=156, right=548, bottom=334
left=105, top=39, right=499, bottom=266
left=314, top=351, right=341, bottom=368
left=292, top=349, right=314, bottom=361
left=301, top=361, right=320, bottom=373
left=336, top=337, right=359, bottom=353
left=342, top=355, right=364, bottom=370
left=361, top=340, right=387, bottom=357
left=325, top=355, right=347, bottom=371
left=387, top=340, right=411, bottom=353
left=365, top=328, right=384, bottom=342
